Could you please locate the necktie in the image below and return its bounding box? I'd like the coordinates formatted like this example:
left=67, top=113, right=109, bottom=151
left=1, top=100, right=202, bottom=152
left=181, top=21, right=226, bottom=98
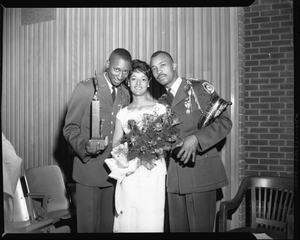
left=166, top=88, right=174, bottom=105
left=111, top=86, right=116, bottom=102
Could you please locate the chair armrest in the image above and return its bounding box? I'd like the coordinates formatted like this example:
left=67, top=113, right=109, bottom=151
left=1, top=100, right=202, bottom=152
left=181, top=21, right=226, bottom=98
left=27, top=192, right=51, bottom=222
left=27, top=192, right=51, bottom=198
left=287, top=213, right=294, bottom=239
left=219, top=201, right=234, bottom=232
left=218, top=178, right=251, bottom=232
left=10, top=218, right=54, bottom=233
left=25, top=217, right=53, bottom=233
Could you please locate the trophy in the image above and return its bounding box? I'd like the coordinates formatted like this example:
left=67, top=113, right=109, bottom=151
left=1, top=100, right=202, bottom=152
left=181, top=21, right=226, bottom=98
left=197, top=91, right=232, bottom=130
left=89, top=72, right=108, bottom=151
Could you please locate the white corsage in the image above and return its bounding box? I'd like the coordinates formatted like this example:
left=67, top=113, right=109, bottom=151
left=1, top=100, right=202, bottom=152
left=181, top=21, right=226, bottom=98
left=105, top=143, right=140, bottom=182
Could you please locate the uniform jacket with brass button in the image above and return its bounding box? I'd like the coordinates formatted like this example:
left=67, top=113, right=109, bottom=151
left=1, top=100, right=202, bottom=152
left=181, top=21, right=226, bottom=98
left=63, top=74, right=130, bottom=187
left=159, top=77, right=232, bottom=194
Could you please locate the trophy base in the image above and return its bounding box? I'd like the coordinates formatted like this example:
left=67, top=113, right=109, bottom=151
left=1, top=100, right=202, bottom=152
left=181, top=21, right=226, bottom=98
left=89, top=136, right=108, bottom=151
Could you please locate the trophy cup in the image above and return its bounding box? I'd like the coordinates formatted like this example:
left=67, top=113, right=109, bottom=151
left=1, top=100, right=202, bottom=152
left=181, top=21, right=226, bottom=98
left=89, top=73, right=108, bottom=151
left=198, top=91, right=232, bottom=130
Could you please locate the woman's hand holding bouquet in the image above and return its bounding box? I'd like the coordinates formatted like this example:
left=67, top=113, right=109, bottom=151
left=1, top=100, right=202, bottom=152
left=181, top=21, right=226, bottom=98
left=104, top=143, right=140, bottom=181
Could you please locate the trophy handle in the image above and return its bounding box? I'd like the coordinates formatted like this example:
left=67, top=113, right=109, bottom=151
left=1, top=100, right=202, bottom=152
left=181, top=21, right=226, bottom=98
left=198, top=93, right=232, bottom=129
left=214, top=98, right=232, bottom=119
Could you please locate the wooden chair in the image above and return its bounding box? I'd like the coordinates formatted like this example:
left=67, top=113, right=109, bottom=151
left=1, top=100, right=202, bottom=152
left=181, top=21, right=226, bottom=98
left=218, top=176, right=294, bottom=239
left=3, top=178, right=54, bottom=233
left=24, top=165, right=76, bottom=232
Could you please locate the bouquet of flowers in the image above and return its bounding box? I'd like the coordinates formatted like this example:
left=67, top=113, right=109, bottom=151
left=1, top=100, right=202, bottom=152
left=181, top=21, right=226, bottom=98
left=117, top=106, right=180, bottom=169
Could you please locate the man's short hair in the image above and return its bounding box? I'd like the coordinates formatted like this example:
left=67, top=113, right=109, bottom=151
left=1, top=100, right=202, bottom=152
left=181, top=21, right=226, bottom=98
left=150, top=50, right=174, bottom=62
left=109, top=48, right=132, bottom=62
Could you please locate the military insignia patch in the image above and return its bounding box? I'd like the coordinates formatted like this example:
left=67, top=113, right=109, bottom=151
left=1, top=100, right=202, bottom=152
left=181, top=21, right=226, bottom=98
left=202, top=82, right=214, bottom=94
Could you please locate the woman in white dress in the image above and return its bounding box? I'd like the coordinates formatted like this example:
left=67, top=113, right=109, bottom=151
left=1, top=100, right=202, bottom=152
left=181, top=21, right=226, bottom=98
left=109, top=59, right=167, bottom=232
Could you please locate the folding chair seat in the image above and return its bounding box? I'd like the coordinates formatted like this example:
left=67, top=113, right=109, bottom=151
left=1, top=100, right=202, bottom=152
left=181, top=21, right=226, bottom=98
left=24, top=165, right=76, bottom=232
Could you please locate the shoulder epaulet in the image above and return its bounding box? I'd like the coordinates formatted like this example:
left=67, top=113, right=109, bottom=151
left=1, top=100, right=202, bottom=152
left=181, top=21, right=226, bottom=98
left=188, top=78, right=200, bottom=82
left=186, top=78, right=201, bottom=86
left=187, top=78, right=215, bottom=94
left=81, top=77, right=94, bottom=83
left=201, top=80, right=215, bottom=94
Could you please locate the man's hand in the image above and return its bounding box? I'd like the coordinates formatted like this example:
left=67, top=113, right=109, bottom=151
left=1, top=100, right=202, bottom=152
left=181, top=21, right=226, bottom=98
left=85, top=140, right=104, bottom=155
left=176, top=135, right=198, bottom=164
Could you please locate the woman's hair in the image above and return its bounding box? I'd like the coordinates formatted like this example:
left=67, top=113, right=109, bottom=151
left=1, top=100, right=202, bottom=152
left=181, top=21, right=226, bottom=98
left=128, top=59, right=153, bottom=81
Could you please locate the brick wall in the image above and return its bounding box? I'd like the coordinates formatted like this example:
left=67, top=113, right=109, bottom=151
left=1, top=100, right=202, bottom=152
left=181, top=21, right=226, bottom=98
left=239, top=8, right=246, bottom=181
left=244, top=0, right=294, bottom=178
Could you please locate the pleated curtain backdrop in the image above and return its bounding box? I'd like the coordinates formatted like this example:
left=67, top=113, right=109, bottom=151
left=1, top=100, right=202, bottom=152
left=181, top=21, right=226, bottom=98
left=2, top=7, right=241, bottom=228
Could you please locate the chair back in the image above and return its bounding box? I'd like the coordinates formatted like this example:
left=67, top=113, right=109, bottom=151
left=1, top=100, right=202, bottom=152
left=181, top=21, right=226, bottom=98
left=12, top=178, right=30, bottom=223
left=243, top=176, right=294, bottom=232
left=24, top=165, right=70, bottom=213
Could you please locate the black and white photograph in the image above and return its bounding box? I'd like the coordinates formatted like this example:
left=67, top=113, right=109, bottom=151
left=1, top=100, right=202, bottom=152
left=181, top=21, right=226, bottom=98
left=1, top=1, right=298, bottom=239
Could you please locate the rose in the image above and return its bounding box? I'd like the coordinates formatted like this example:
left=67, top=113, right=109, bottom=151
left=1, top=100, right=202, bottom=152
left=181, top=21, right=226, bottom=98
left=130, top=136, right=138, bottom=145
left=140, top=146, right=147, bottom=152
left=149, top=140, right=157, bottom=146
left=167, top=134, right=178, bottom=142
left=171, top=117, right=180, bottom=126
left=153, top=122, right=163, bottom=131
left=154, top=148, right=164, bottom=155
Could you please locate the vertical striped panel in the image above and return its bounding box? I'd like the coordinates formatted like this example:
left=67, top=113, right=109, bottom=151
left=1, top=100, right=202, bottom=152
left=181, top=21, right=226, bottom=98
left=2, top=8, right=240, bottom=226
left=229, top=7, right=241, bottom=230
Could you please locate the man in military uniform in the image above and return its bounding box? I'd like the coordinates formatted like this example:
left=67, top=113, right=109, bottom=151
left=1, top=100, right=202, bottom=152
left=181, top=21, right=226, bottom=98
left=63, top=48, right=132, bottom=232
left=150, top=51, right=232, bottom=232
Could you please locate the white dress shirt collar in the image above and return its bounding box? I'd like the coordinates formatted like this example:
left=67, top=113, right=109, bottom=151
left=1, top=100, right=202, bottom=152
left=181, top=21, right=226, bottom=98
left=103, top=72, right=117, bottom=94
left=167, top=77, right=182, bottom=96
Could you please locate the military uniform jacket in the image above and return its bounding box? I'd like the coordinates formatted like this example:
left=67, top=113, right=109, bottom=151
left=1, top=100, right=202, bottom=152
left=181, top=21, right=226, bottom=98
left=159, top=78, right=232, bottom=194
left=63, top=74, right=130, bottom=187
